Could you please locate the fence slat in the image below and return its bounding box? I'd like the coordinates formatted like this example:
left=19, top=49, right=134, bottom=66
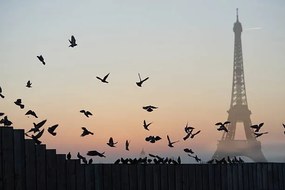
left=168, top=163, right=175, bottom=190
left=94, top=164, right=103, bottom=190
left=85, top=164, right=95, bottom=190
left=208, top=164, right=215, bottom=190
left=0, top=128, right=3, bottom=190
left=238, top=164, right=244, bottom=190
left=46, top=149, right=57, bottom=190
left=272, top=163, right=279, bottom=190
left=232, top=164, right=238, bottom=190
left=112, top=164, right=122, bottom=190
left=25, top=139, right=37, bottom=190
left=14, top=129, right=26, bottom=190
left=103, top=164, right=113, bottom=190
left=56, top=154, right=67, bottom=190
left=242, top=164, right=249, bottom=190
left=121, top=165, right=129, bottom=190
left=161, top=165, right=168, bottom=190
left=66, top=159, right=77, bottom=190
left=214, top=164, right=221, bottom=190
left=261, top=163, right=268, bottom=190
left=36, top=144, right=46, bottom=190
left=196, top=164, right=203, bottom=190
left=129, top=165, right=137, bottom=190
left=226, top=164, right=233, bottom=190
left=153, top=165, right=160, bottom=190
left=145, top=165, right=154, bottom=190
left=76, top=161, right=85, bottom=190
left=175, top=165, right=183, bottom=190
left=202, top=164, right=210, bottom=190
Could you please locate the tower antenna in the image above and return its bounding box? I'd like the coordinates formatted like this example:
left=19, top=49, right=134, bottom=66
left=236, top=8, right=239, bottom=21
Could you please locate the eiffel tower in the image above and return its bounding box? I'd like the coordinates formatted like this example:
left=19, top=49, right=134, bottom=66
left=212, top=9, right=267, bottom=162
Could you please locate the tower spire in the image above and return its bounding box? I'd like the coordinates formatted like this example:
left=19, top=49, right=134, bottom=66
left=236, top=8, right=239, bottom=21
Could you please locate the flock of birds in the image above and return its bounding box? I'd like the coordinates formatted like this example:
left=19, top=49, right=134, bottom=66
left=1, top=35, right=284, bottom=164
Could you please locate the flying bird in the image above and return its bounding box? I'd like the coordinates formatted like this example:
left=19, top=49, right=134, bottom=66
left=48, top=124, right=59, bottom=136
left=184, top=123, right=194, bottom=134
left=183, top=132, right=191, bottom=141
left=0, top=112, right=4, bottom=117
left=283, top=123, right=285, bottom=134
left=96, top=73, right=110, bottom=83
left=184, top=148, right=194, bottom=154
left=27, top=119, right=47, bottom=133
left=37, top=55, right=45, bottom=65
left=25, top=110, right=38, bottom=118
left=250, top=123, right=264, bottom=132
left=31, top=129, right=45, bottom=145
left=215, top=121, right=230, bottom=132
left=0, top=86, right=5, bottom=98
left=191, top=130, right=201, bottom=138
left=14, top=99, right=24, bottom=109
left=87, top=150, right=106, bottom=157
left=188, top=154, right=201, bottom=163
left=136, top=73, right=149, bottom=87
left=167, top=135, right=179, bottom=148
left=26, top=80, right=32, bottom=88
left=0, top=116, right=13, bottom=127
left=81, top=127, right=94, bottom=137
left=143, top=120, right=152, bottom=130
left=107, top=137, right=118, bottom=147
left=69, top=35, right=77, bottom=47
left=142, top=105, right=158, bottom=112
left=254, top=132, right=268, bottom=138
left=80, top=110, right=93, bottom=118
left=125, top=140, right=130, bottom=151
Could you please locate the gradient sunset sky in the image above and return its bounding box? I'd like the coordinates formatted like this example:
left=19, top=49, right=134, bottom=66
left=1, top=0, right=285, bottom=163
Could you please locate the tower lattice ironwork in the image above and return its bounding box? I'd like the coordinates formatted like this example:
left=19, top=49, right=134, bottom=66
left=212, top=9, right=267, bottom=162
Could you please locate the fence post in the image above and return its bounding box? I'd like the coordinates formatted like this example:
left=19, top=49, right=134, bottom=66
left=94, top=164, right=103, bottom=190
left=46, top=149, right=57, bottom=190
left=85, top=164, right=95, bottom=190
left=56, top=154, right=67, bottom=190
left=76, top=160, right=85, bottom=190
left=14, top=129, right=26, bottom=190
left=0, top=127, right=3, bottom=190
left=25, top=139, right=37, bottom=190
left=66, top=159, right=77, bottom=190
left=36, top=144, right=46, bottom=190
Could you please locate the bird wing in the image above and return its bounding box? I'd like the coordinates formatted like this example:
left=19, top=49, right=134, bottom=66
left=259, top=122, right=264, bottom=127
left=80, top=110, right=85, bottom=113
left=250, top=124, right=258, bottom=129
left=149, top=106, right=158, bottom=109
left=35, top=129, right=44, bottom=139
left=49, top=124, right=58, bottom=131
left=194, top=130, right=201, bottom=135
left=25, top=110, right=33, bottom=115
left=86, top=111, right=92, bottom=116
left=71, top=35, right=76, bottom=43
left=138, top=73, right=142, bottom=81
left=215, top=122, right=223, bottom=126
left=103, top=73, right=110, bottom=81
left=167, top=135, right=171, bottom=143
left=35, top=119, right=47, bottom=129
left=142, top=77, right=149, bottom=82
left=0, top=87, right=2, bottom=93
left=96, top=76, right=103, bottom=81
left=109, top=137, right=114, bottom=144
left=283, top=123, right=285, bottom=128
left=224, top=121, right=231, bottom=125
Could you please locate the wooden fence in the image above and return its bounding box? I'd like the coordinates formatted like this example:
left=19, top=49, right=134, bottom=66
left=0, top=126, right=284, bottom=190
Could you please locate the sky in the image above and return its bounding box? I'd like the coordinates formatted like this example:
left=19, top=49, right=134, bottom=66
left=0, top=0, right=285, bottom=163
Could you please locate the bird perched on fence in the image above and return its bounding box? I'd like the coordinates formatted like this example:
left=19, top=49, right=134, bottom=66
left=37, top=55, right=45, bottom=65
left=125, top=140, right=130, bottom=151
left=26, top=80, right=32, bottom=88
left=107, top=137, right=118, bottom=147
left=67, top=152, right=71, bottom=160
left=136, top=73, right=149, bottom=87
left=250, top=123, right=264, bottom=132
left=25, top=110, right=38, bottom=118
left=215, top=121, right=231, bottom=132
left=0, top=86, right=4, bottom=98
left=69, top=35, right=77, bottom=47
left=143, top=105, right=158, bottom=112
left=87, top=150, right=106, bottom=157
left=88, top=159, right=93, bottom=164
left=143, top=120, right=152, bottom=130
left=96, top=73, right=110, bottom=83
left=30, top=129, right=45, bottom=145
left=80, top=110, right=93, bottom=118
left=167, top=135, right=179, bottom=147
left=14, top=99, right=25, bottom=109
left=81, top=127, right=94, bottom=137
left=0, top=116, right=13, bottom=127
left=48, top=124, right=59, bottom=136
left=77, top=152, right=86, bottom=161
left=27, top=119, right=47, bottom=133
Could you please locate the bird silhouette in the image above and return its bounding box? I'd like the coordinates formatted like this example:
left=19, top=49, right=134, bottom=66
left=167, top=135, right=179, bottom=147
left=27, top=119, right=47, bottom=133
left=125, top=140, right=130, bottom=151
left=250, top=123, right=264, bottom=132
left=184, top=148, right=194, bottom=154
left=142, top=105, right=158, bottom=112
left=31, top=129, right=45, bottom=145
left=69, top=35, right=77, bottom=47
left=143, top=120, right=152, bottom=130
left=0, top=112, right=4, bottom=117
left=80, top=110, right=93, bottom=117
left=48, top=124, right=58, bottom=136
left=188, top=154, right=201, bottom=163
left=14, top=99, right=24, bottom=109
left=96, top=73, right=110, bottom=83
left=107, top=137, right=117, bottom=147
left=145, top=136, right=161, bottom=143
left=77, top=152, right=85, bottom=160
left=81, top=127, right=94, bottom=137
left=26, top=80, right=32, bottom=88
left=136, top=73, right=149, bottom=87
left=37, top=55, right=45, bottom=65
left=67, top=152, right=71, bottom=160
left=184, top=123, right=194, bottom=134
left=87, top=150, right=106, bottom=157
left=191, top=130, right=201, bottom=138
left=0, top=86, right=5, bottom=98
left=254, top=132, right=268, bottom=138
left=215, top=121, right=230, bottom=132
left=82, top=157, right=88, bottom=164
left=0, top=116, right=13, bottom=127
left=25, top=110, right=38, bottom=118
left=88, top=159, right=93, bottom=164
left=283, top=123, right=285, bottom=134
left=183, top=132, right=191, bottom=141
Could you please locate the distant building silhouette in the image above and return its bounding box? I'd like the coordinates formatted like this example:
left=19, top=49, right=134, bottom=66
left=212, top=9, right=267, bottom=162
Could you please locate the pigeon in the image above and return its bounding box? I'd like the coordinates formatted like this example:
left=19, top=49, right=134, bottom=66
left=25, top=110, right=38, bottom=118
left=48, top=124, right=58, bottom=136
left=107, top=137, right=117, bottom=147
left=77, top=152, right=85, bottom=160
left=183, top=132, right=191, bottom=141
left=254, top=132, right=268, bottom=138
left=81, top=127, right=94, bottom=137
left=188, top=154, right=201, bottom=163
left=88, top=159, right=93, bottom=164
left=80, top=110, right=93, bottom=118
left=191, top=130, right=201, bottom=138
left=215, top=121, right=230, bottom=132
left=184, top=148, right=194, bottom=154
left=0, top=112, right=4, bottom=117
left=0, top=116, right=13, bottom=127
left=142, top=105, right=158, bottom=112
left=167, top=135, right=179, bottom=148
left=143, top=120, right=152, bottom=130
left=26, top=80, right=32, bottom=88
left=31, top=129, right=45, bottom=145
left=125, top=140, right=130, bottom=151
left=67, top=152, right=71, bottom=160
left=96, top=73, right=110, bottom=83
left=184, top=123, right=194, bottom=134
left=136, top=73, right=149, bottom=87
left=69, top=35, right=77, bottom=47
left=14, top=99, right=24, bottom=109
left=37, top=55, right=45, bottom=65
left=250, top=123, right=264, bottom=133
left=27, top=119, right=47, bottom=133
left=87, top=150, right=106, bottom=157
left=0, top=86, right=5, bottom=98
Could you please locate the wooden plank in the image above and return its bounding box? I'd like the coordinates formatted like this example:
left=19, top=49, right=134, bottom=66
left=202, top=164, right=209, bottom=190
left=220, top=164, right=227, bottom=190
left=76, top=160, right=85, bottom=190
left=112, top=164, right=122, bottom=190
left=85, top=164, right=95, bottom=190
left=13, top=129, right=26, bottom=190
left=94, top=164, right=103, bottom=190
left=175, top=164, right=182, bottom=190
left=0, top=128, right=3, bottom=190
left=182, top=164, right=189, bottom=190
left=161, top=165, right=168, bottom=190
left=168, top=164, right=175, bottom=190
left=267, top=163, right=273, bottom=190
left=272, top=163, right=279, bottom=190
left=56, top=154, right=67, bottom=190
left=103, top=164, right=113, bottom=190
left=238, top=164, right=243, bottom=190
left=214, top=164, right=221, bottom=190
left=120, top=165, right=129, bottom=190
left=282, top=163, right=285, bottom=190
left=232, top=164, right=238, bottom=190
left=261, top=163, right=268, bottom=190
left=208, top=164, right=215, bottom=190
left=66, top=159, right=77, bottom=190
left=153, top=165, right=160, bottom=190
left=25, top=139, right=37, bottom=190
left=247, top=164, right=254, bottom=190
left=242, top=164, right=249, bottom=190
left=226, top=164, right=233, bottom=190
left=145, top=165, right=153, bottom=190
left=129, top=165, right=137, bottom=190
left=35, top=144, right=46, bottom=190
left=46, top=149, right=57, bottom=190
left=278, top=163, right=284, bottom=190
left=2, top=127, right=15, bottom=190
